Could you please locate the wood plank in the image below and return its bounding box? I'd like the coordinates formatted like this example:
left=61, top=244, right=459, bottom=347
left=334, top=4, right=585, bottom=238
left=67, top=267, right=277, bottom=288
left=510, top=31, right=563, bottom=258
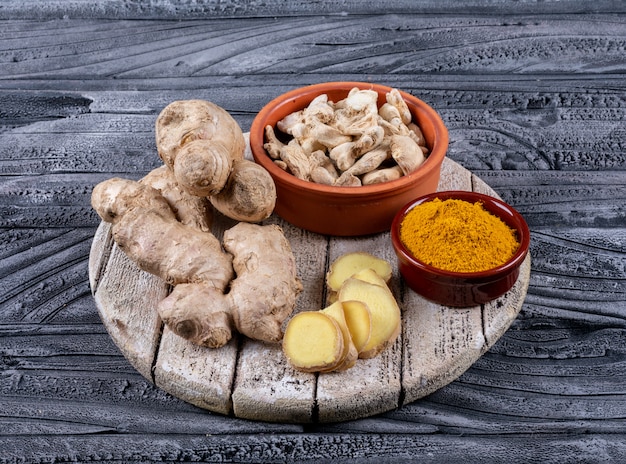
left=317, top=232, right=403, bottom=422
left=0, top=227, right=96, bottom=324
left=231, top=338, right=315, bottom=423
left=154, top=328, right=238, bottom=416
left=314, top=156, right=472, bottom=422
left=2, top=15, right=626, bottom=81
left=88, top=221, right=113, bottom=293
left=316, top=340, right=403, bottom=423
left=4, top=432, right=626, bottom=463
left=472, top=171, right=533, bottom=348
left=400, top=159, right=481, bottom=403
left=92, top=240, right=165, bottom=381
left=231, top=220, right=327, bottom=423
left=1, top=0, right=624, bottom=21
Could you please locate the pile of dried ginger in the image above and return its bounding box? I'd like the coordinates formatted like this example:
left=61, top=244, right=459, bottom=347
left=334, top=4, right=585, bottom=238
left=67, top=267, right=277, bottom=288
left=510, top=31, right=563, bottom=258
left=264, top=87, right=429, bottom=187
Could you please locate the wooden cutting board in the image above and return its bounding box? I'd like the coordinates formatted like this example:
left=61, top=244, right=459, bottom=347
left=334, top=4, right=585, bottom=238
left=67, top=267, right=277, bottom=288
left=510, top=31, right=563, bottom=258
left=88, top=141, right=531, bottom=424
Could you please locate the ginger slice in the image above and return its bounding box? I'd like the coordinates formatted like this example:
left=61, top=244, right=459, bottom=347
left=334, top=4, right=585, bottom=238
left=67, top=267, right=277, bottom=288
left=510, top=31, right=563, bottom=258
left=338, top=276, right=401, bottom=359
left=341, top=300, right=372, bottom=354
left=321, top=301, right=358, bottom=372
left=326, top=251, right=393, bottom=293
left=283, top=312, right=344, bottom=373
left=350, top=267, right=389, bottom=287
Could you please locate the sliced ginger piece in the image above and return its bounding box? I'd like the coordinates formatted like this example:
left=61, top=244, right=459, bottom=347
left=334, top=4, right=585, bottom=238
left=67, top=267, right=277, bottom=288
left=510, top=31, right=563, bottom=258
left=283, top=311, right=344, bottom=372
left=338, top=277, right=401, bottom=359
left=320, top=301, right=358, bottom=372
left=351, top=267, right=389, bottom=288
left=326, top=251, right=392, bottom=293
left=341, top=300, right=372, bottom=354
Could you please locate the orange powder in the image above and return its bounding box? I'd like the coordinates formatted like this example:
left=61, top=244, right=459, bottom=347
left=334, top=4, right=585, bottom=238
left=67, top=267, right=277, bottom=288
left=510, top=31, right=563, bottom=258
left=399, top=198, right=520, bottom=273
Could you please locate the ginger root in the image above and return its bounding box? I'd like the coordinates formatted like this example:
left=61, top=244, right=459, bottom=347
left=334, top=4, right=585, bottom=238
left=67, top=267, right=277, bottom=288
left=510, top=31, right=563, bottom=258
left=91, top=178, right=233, bottom=289
left=92, top=177, right=301, bottom=348
left=282, top=252, right=400, bottom=372
left=209, top=159, right=277, bottom=223
left=141, top=165, right=213, bottom=233
left=92, top=99, right=300, bottom=348
left=156, top=99, right=276, bottom=223
left=92, top=178, right=235, bottom=347
left=264, top=87, right=429, bottom=187
left=155, top=100, right=245, bottom=196
left=156, top=99, right=245, bottom=197
left=224, top=222, right=302, bottom=343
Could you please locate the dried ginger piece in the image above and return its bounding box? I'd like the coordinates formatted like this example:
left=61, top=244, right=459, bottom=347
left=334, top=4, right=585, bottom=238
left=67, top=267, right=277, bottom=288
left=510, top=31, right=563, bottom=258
left=390, top=135, right=426, bottom=175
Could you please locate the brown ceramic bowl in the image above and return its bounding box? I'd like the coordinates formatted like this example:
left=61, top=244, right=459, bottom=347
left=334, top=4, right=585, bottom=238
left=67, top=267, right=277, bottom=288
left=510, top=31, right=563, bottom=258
left=391, top=191, right=530, bottom=307
left=249, top=82, right=449, bottom=236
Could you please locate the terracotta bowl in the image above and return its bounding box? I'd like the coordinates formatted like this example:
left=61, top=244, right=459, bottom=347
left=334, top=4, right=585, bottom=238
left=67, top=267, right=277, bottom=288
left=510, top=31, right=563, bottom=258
left=249, top=82, right=449, bottom=236
left=390, top=191, right=530, bottom=307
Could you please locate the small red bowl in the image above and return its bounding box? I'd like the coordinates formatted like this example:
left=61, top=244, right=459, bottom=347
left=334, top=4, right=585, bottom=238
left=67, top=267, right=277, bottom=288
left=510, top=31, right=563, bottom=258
left=249, top=82, right=449, bottom=236
left=391, top=191, right=530, bottom=307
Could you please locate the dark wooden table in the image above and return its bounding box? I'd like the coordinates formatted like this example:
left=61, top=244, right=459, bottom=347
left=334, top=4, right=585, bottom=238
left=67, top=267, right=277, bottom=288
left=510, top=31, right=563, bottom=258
left=1, top=1, right=625, bottom=462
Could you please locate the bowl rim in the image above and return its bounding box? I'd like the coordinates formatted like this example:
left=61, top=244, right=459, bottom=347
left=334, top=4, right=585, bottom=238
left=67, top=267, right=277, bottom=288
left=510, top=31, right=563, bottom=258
left=249, top=81, right=449, bottom=198
left=391, top=190, right=531, bottom=280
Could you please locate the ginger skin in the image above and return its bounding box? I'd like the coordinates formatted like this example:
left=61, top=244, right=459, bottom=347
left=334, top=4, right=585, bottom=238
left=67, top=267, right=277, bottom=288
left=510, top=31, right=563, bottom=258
left=156, top=99, right=277, bottom=223
left=91, top=178, right=233, bottom=289
left=156, top=100, right=246, bottom=197
left=158, top=284, right=233, bottom=348
left=209, top=159, right=277, bottom=223
left=91, top=177, right=300, bottom=348
left=224, top=222, right=303, bottom=343
left=141, top=165, right=213, bottom=233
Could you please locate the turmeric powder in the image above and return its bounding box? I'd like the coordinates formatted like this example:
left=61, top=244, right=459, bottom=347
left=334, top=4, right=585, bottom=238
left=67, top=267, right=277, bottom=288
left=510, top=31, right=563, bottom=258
left=399, top=198, right=519, bottom=273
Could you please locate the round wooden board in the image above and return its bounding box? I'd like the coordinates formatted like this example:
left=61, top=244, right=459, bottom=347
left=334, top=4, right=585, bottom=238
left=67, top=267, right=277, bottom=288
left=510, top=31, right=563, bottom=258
left=89, top=137, right=531, bottom=424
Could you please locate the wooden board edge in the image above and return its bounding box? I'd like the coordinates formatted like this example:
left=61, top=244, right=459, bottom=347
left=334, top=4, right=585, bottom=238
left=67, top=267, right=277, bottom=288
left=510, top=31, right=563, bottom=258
left=92, top=238, right=165, bottom=382
left=88, top=221, right=113, bottom=294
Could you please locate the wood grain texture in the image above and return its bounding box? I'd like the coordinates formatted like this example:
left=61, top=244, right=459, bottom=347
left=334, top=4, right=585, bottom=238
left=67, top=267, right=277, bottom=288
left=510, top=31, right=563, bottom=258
left=1, top=2, right=625, bottom=461
left=0, top=0, right=624, bottom=20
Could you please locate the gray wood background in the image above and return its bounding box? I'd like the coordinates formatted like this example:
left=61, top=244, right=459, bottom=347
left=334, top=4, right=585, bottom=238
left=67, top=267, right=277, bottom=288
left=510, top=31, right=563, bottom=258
left=1, top=1, right=625, bottom=462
